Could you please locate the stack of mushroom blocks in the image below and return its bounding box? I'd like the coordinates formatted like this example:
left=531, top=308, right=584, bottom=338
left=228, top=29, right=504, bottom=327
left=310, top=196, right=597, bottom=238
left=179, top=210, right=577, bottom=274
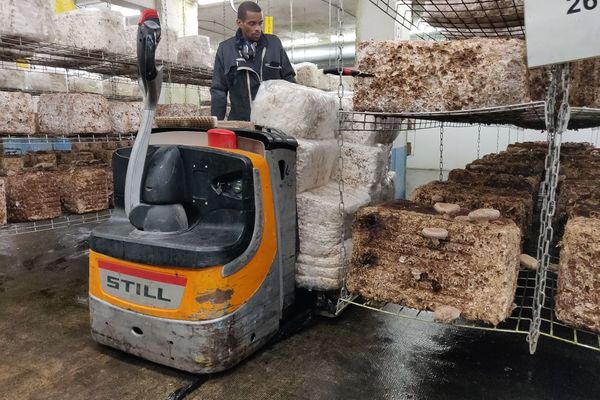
left=348, top=143, right=559, bottom=326
left=250, top=80, right=397, bottom=292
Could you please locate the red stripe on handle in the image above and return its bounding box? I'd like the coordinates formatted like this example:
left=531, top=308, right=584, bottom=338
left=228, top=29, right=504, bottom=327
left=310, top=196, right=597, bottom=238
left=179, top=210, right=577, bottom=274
left=139, top=9, right=159, bottom=25
left=99, top=260, right=187, bottom=286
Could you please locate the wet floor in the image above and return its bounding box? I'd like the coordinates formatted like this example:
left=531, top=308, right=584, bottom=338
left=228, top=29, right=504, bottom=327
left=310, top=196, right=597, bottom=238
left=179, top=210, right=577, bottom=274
left=1, top=224, right=599, bottom=400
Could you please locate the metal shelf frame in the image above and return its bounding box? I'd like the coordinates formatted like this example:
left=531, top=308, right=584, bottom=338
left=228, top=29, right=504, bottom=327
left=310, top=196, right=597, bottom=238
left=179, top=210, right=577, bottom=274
left=329, top=0, right=600, bottom=356
left=0, top=35, right=213, bottom=86
left=0, top=210, right=113, bottom=237
left=339, top=270, right=600, bottom=352
left=369, top=0, right=525, bottom=40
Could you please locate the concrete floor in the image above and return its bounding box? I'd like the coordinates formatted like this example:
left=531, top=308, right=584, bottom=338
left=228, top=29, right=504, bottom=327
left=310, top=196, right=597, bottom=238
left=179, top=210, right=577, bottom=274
left=1, top=224, right=599, bottom=400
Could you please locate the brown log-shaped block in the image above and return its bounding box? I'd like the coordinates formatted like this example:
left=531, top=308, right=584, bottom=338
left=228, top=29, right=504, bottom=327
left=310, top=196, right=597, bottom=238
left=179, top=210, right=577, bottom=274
left=0, top=179, right=6, bottom=225
left=58, top=166, right=109, bottom=214
left=0, top=155, right=24, bottom=175
left=6, top=172, right=61, bottom=222
left=410, top=181, right=534, bottom=234
left=347, top=201, right=521, bottom=326
left=448, top=169, right=540, bottom=195
left=555, top=216, right=600, bottom=333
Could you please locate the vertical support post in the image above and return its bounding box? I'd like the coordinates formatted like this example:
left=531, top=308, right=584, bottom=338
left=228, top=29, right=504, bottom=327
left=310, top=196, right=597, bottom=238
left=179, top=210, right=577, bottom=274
left=528, top=63, right=571, bottom=354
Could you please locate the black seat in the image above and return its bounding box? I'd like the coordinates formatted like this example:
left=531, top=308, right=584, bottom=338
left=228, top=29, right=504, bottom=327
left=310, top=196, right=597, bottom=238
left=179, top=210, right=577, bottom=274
left=90, top=146, right=256, bottom=268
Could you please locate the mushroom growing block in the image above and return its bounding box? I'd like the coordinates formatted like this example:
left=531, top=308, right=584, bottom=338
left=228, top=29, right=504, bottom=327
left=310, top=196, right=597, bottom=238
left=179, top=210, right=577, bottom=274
left=353, top=39, right=531, bottom=113
left=347, top=200, right=521, bottom=326
left=410, top=181, right=534, bottom=235
left=555, top=215, right=600, bottom=333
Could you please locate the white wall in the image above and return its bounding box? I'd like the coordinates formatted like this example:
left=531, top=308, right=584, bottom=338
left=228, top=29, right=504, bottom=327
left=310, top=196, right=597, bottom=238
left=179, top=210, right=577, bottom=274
left=405, top=125, right=600, bottom=196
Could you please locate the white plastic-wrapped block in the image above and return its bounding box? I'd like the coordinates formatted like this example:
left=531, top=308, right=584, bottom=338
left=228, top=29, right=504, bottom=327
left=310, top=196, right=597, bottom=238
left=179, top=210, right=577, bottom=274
left=296, top=239, right=352, bottom=290
left=0, top=92, right=36, bottom=135
left=67, top=76, right=103, bottom=94
left=332, top=143, right=391, bottom=192
left=0, top=68, right=26, bottom=90
left=294, top=62, right=320, bottom=88
left=296, top=139, right=338, bottom=193
left=38, top=93, right=111, bottom=136
left=317, top=71, right=355, bottom=92
left=164, top=85, right=211, bottom=106
left=53, top=8, right=127, bottom=54
left=297, top=182, right=371, bottom=259
left=123, top=25, right=178, bottom=63
left=109, top=102, right=143, bottom=134
left=176, top=35, right=213, bottom=69
left=0, top=0, right=55, bottom=42
left=25, top=71, right=67, bottom=93
left=251, top=80, right=337, bottom=139
left=101, top=79, right=142, bottom=100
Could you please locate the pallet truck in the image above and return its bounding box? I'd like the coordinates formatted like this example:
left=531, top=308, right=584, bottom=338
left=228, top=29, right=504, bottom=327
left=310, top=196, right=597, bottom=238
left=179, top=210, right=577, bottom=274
left=88, top=10, right=301, bottom=373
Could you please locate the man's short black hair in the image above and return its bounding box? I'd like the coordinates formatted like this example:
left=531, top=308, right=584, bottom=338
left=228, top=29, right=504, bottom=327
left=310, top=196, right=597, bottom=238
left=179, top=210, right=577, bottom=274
left=237, top=1, right=262, bottom=20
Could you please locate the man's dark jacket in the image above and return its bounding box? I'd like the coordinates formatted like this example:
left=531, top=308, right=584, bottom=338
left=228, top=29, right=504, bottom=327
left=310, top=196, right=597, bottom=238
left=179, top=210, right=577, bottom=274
left=210, top=30, right=296, bottom=121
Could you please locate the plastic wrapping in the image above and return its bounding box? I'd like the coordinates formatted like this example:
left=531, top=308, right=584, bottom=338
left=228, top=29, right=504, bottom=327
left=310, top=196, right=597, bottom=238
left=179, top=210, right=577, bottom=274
left=25, top=71, right=67, bottom=93
left=0, top=68, right=26, bottom=91
left=296, top=182, right=371, bottom=290
left=294, top=62, right=320, bottom=88
left=123, top=25, right=178, bottom=63
left=251, top=80, right=337, bottom=139
left=295, top=139, right=338, bottom=193
left=0, top=0, right=55, bottom=42
left=332, top=143, right=391, bottom=200
left=176, top=35, right=213, bottom=69
left=53, top=8, right=127, bottom=54
left=66, top=76, right=103, bottom=94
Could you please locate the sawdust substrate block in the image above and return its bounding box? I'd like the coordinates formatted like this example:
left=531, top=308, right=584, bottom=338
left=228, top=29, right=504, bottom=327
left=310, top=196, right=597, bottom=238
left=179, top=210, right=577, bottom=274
left=448, top=169, right=540, bottom=195
left=58, top=166, right=109, bottom=214
left=0, top=178, right=6, bottom=225
left=6, top=172, right=61, bottom=222
left=347, top=200, right=521, bottom=326
left=555, top=216, right=600, bottom=333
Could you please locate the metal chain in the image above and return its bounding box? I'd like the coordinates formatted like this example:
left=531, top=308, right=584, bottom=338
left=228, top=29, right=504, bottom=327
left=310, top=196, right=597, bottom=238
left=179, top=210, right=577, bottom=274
left=335, top=0, right=348, bottom=309
left=290, top=0, right=294, bottom=63
left=496, top=126, right=500, bottom=153
left=161, top=0, right=172, bottom=103
left=527, top=63, right=571, bottom=355
left=477, top=124, right=481, bottom=159
left=439, top=122, right=444, bottom=181
left=222, top=0, right=226, bottom=40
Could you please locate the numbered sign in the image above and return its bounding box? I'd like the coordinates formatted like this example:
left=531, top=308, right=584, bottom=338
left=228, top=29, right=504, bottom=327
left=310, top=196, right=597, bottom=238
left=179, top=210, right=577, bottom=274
left=525, top=0, right=600, bottom=67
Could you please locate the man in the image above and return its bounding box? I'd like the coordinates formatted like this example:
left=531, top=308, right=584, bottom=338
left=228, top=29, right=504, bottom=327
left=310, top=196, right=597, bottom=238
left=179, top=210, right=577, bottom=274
left=210, top=1, right=296, bottom=121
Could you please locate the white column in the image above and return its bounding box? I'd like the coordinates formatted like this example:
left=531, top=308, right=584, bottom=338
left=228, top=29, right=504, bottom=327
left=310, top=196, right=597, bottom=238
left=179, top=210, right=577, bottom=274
left=160, top=0, right=198, bottom=37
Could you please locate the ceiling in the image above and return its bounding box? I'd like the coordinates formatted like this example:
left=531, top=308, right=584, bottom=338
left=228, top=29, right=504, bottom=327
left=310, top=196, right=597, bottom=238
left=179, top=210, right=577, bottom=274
left=197, top=0, right=358, bottom=47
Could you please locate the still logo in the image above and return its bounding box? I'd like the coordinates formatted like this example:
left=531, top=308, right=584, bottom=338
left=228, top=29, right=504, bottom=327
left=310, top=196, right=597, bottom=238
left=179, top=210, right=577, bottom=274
left=99, top=261, right=186, bottom=310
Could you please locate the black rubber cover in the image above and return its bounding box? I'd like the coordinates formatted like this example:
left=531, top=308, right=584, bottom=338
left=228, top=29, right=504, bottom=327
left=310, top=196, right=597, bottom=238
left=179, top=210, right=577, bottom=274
left=91, top=145, right=256, bottom=268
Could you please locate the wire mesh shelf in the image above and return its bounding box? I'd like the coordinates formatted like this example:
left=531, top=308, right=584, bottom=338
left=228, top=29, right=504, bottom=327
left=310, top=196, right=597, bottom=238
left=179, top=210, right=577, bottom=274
left=347, top=103, right=600, bottom=131
left=0, top=35, right=213, bottom=86
left=368, top=0, right=525, bottom=40
left=341, top=111, right=476, bottom=132
left=0, top=209, right=113, bottom=237
left=339, top=269, right=600, bottom=352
